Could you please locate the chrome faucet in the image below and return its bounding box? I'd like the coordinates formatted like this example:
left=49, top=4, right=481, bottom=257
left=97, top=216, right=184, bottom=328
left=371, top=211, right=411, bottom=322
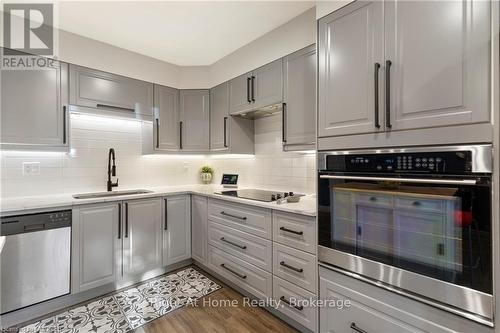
left=107, top=148, right=118, bottom=191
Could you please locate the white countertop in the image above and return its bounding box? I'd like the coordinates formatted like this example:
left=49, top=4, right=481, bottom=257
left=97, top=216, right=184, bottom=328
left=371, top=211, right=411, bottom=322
left=0, top=185, right=317, bottom=217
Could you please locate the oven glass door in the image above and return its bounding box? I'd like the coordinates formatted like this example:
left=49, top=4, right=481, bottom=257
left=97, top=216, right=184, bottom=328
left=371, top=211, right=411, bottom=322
left=318, top=173, right=492, bottom=294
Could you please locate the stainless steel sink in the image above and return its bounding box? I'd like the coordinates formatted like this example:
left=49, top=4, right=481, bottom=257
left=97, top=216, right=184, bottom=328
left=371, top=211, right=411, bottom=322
left=73, top=189, right=153, bottom=199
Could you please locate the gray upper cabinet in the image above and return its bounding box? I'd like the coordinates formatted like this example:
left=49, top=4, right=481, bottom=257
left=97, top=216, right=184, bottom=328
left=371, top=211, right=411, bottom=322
left=154, top=85, right=180, bottom=151
left=180, top=90, right=210, bottom=151
left=163, top=195, right=191, bottom=266
left=318, top=0, right=491, bottom=138
left=1, top=53, right=69, bottom=150
left=69, top=65, right=153, bottom=117
left=229, top=72, right=253, bottom=115
left=122, top=199, right=163, bottom=277
left=385, top=0, right=490, bottom=131
left=229, top=59, right=283, bottom=115
left=210, top=82, right=230, bottom=151
left=318, top=1, right=384, bottom=137
left=210, top=82, right=255, bottom=154
left=252, top=59, right=283, bottom=110
left=72, top=203, right=120, bottom=293
left=283, top=44, right=317, bottom=149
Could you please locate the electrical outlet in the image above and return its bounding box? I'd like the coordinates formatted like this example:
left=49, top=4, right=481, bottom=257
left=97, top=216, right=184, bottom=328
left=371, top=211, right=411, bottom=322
left=23, top=162, right=40, bottom=175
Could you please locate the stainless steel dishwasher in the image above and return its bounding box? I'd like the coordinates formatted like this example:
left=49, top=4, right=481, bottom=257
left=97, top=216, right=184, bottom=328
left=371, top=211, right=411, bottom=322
left=0, top=210, right=71, bottom=314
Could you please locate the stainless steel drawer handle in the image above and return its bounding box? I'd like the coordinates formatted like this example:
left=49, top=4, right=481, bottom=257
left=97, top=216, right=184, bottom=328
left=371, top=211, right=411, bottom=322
left=220, top=237, right=247, bottom=249
left=280, top=296, right=303, bottom=311
left=220, top=263, right=247, bottom=279
left=279, top=226, right=303, bottom=235
left=220, top=211, right=247, bottom=220
left=280, top=261, right=303, bottom=273
left=319, top=175, right=477, bottom=186
left=350, top=322, right=368, bottom=333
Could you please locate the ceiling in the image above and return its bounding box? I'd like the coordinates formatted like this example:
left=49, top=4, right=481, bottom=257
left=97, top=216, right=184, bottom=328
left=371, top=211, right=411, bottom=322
left=57, top=1, right=315, bottom=66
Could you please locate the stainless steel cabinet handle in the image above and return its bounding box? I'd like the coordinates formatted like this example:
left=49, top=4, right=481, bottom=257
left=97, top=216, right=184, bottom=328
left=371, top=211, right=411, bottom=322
left=96, top=103, right=135, bottom=112
left=282, top=103, right=287, bottom=143
left=223, top=117, right=228, bottom=148
left=251, top=76, right=255, bottom=102
left=350, top=322, right=368, bottom=333
left=280, top=261, right=303, bottom=273
left=220, top=263, right=247, bottom=279
left=319, top=174, right=477, bottom=186
left=179, top=121, right=183, bottom=149
left=164, top=198, right=168, bottom=231
left=385, top=60, right=392, bottom=129
left=124, top=203, right=129, bottom=238
left=62, top=105, right=67, bottom=144
left=279, top=226, right=303, bottom=235
left=374, top=63, right=381, bottom=129
left=280, top=296, right=304, bottom=311
left=220, top=237, right=247, bottom=249
left=118, top=203, right=122, bottom=239
left=247, top=77, right=251, bottom=103
left=155, top=118, right=160, bottom=148
left=220, top=211, right=247, bottom=220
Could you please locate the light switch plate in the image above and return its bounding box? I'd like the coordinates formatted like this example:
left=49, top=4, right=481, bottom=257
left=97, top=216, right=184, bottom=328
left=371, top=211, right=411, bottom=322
left=23, top=162, right=40, bottom=175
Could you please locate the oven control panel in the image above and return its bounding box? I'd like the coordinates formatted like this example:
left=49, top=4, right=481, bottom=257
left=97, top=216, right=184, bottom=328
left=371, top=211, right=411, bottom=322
left=328, top=151, right=472, bottom=174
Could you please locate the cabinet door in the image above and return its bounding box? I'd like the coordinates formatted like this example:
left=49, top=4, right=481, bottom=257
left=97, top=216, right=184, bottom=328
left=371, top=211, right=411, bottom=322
left=69, top=65, right=153, bottom=116
left=72, top=203, right=120, bottom=293
left=163, top=195, right=191, bottom=266
left=210, top=82, right=230, bottom=151
left=385, top=0, right=490, bottom=130
left=180, top=90, right=210, bottom=151
left=1, top=56, right=68, bottom=148
left=283, top=44, right=316, bottom=147
left=191, top=195, right=208, bottom=264
left=318, top=2, right=384, bottom=137
left=229, top=72, right=253, bottom=115
left=154, top=85, right=180, bottom=151
left=252, top=59, right=283, bottom=110
left=122, top=199, right=162, bottom=276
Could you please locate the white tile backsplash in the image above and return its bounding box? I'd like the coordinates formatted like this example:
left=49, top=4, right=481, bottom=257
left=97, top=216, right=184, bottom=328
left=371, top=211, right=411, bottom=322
left=0, top=113, right=315, bottom=198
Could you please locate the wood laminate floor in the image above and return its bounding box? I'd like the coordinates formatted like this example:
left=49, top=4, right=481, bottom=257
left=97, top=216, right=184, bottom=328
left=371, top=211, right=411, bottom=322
left=133, top=286, right=298, bottom=333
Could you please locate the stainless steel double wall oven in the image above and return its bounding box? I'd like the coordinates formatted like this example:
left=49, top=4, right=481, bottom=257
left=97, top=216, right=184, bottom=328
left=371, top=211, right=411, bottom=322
left=318, top=145, right=493, bottom=325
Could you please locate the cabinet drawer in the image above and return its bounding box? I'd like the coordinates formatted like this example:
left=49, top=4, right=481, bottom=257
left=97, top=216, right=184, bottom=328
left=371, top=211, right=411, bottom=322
left=208, top=220, right=272, bottom=272
left=273, top=211, right=316, bottom=254
left=208, top=199, right=272, bottom=239
left=395, top=196, right=445, bottom=213
left=208, top=245, right=272, bottom=299
left=273, top=243, right=317, bottom=293
left=273, top=276, right=317, bottom=332
left=357, top=193, right=393, bottom=207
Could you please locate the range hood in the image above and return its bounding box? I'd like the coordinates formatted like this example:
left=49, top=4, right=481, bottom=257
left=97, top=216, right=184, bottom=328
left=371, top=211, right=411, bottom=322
left=231, top=103, right=283, bottom=120
left=69, top=105, right=152, bottom=122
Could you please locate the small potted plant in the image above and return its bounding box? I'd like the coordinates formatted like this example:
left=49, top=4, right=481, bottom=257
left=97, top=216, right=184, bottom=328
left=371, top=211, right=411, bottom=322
left=200, top=165, right=214, bottom=184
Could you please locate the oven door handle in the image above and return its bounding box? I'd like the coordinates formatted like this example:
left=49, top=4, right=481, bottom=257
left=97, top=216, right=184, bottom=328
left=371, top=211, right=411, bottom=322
left=319, top=175, right=477, bottom=186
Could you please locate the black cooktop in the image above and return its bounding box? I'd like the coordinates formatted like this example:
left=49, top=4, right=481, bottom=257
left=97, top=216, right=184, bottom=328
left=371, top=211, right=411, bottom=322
left=214, top=189, right=302, bottom=202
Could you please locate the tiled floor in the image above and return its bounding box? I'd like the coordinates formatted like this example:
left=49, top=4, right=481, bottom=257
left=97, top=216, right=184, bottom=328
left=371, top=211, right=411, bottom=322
left=19, top=267, right=221, bottom=333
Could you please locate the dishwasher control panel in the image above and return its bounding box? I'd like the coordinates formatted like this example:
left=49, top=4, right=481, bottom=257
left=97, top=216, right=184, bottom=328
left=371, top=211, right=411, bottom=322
left=1, top=210, right=72, bottom=236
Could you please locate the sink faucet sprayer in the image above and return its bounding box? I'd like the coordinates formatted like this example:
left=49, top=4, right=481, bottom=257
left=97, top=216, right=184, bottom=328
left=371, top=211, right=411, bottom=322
left=107, top=148, right=119, bottom=191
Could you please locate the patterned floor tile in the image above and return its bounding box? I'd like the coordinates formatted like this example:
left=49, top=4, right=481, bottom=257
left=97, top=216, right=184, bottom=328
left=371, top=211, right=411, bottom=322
left=17, top=267, right=221, bottom=333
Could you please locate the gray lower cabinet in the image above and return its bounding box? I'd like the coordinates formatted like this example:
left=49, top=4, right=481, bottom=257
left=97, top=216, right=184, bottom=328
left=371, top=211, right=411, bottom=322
left=180, top=90, right=210, bottom=152
left=318, top=0, right=491, bottom=138
left=318, top=1, right=384, bottom=138
left=210, top=82, right=254, bottom=154
left=154, top=85, right=180, bottom=151
left=1, top=52, right=69, bottom=151
left=163, top=195, right=191, bottom=266
left=191, top=195, right=208, bottom=264
left=69, top=64, right=153, bottom=117
left=122, top=199, right=163, bottom=276
left=229, top=59, right=283, bottom=115
left=282, top=44, right=316, bottom=150
left=72, top=203, right=121, bottom=293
